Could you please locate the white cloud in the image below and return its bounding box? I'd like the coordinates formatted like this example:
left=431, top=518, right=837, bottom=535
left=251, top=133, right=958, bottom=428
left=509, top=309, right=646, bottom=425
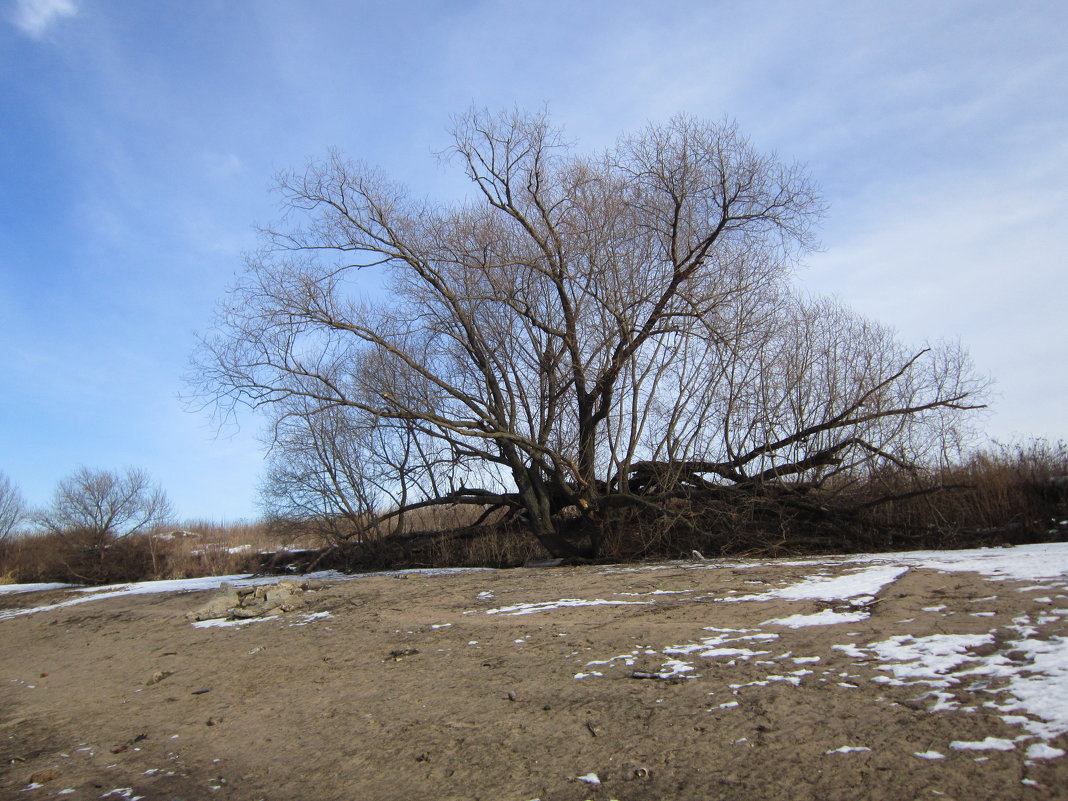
left=11, top=0, right=77, bottom=38
left=805, top=142, right=1068, bottom=443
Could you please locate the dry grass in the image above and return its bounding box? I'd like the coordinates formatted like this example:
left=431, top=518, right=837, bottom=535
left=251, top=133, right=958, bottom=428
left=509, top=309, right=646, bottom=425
left=852, top=439, right=1068, bottom=547
left=2, top=440, right=1064, bottom=583
left=0, top=518, right=322, bottom=585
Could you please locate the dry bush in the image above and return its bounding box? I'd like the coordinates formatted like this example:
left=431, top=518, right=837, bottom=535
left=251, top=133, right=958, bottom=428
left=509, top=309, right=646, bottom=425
left=437, top=525, right=546, bottom=568
left=0, top=518, right=297, bottom=585
left=850, top=440, right=1068, bottom=547
left=588, top=440, right=1068, bottom=560
left=0, top=530, right=160, bottom=585
left=319, top=521, right=546, bottom=573
left=142, top=519, right=295, bottom=579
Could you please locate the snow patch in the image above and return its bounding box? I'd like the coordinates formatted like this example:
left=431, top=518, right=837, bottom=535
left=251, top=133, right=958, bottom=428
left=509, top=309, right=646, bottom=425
left=719, top=566, right=908, bottom=603
left=950, top=737, right=1016, bottom=751
left=764, top=609, right=871, bottom=628
left=485, top=598, right=652, bottom=616
left=1026, top=742, right=1065, bottom=760
left=192, top=616, right=276, bottom=629
left=0, top=582, right=76, bottom=594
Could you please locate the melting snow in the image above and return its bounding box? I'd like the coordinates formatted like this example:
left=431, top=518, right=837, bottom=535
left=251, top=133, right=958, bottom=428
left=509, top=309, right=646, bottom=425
left=719, top=565, right=908, bottom=603
left=859, top=633, right=994, bottom=686
left=1026, top=743, right=1065, bottom=760
left=485, top=598, right=652, bottom=616
left=764, top=609, right=871, bottom=628
left=853, top=543, right=1068, bottom=582
left=291, top=611, right=333, bottom=626
left=192, top=616, right=276, bottom=629
left=664, top=629, right=778, bottom=661
left=0, top=582, right=75, bottom=594
left=950, top=738, right=1016, bottom=751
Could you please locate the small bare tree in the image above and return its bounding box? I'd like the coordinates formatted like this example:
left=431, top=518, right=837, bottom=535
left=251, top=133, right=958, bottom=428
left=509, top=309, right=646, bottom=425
left=193, top=109, right=988, bottom=557
left=37, top=466, right=173, bottom=544
left=0, top=471, right=26, bottom=541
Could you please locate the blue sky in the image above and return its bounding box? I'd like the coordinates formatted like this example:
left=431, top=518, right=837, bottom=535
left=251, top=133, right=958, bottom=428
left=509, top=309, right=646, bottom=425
left=2, top=0, right=1065, bottom=521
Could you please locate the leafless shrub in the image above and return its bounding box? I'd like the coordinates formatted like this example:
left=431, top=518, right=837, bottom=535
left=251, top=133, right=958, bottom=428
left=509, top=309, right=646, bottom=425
left=0, top=517, right=282, bottom=585
left=848, top=439, right=1068, bottom=547
left=0, top=471, right=26, bottom=542
left=36, top=466, right=173, bottom=540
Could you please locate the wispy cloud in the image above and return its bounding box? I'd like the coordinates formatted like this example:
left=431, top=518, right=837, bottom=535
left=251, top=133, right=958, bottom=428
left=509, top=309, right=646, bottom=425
left=11, top=0, right=77, bottom=38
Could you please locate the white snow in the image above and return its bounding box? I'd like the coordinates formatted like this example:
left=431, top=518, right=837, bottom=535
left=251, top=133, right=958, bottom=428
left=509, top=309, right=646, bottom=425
left=291, top=611, right=333, bottom=626
left=1026, top=743, right=1065, bottom=760
left=576, top=772, right=601, bottom=785
left=657, top=659, right=697, bottom=678
left=100, top=790, right=144, bottom=801
left=852, top=543, right=1068, bottom=582
left=831, top=643, right=867, bottom=658
left=0, top=582, right=75, bottom=594
left=764, top=609, right=871, bottom=628
left=950, top=737, right=1016, bottom=751
left=860, top=633, right=994, bottom=686
left=664, top=630, right=778, bottom=661
left=825, top=746, right=871, bottom=754
left=192, top=616, right=276, bottom=629
left=718, top=565, right=908, bottom=603
left=485, top=598, right=652, bottom=616
left=913, top=750, right=945, bottom=759
left=0, top=567, right=493, bottom=621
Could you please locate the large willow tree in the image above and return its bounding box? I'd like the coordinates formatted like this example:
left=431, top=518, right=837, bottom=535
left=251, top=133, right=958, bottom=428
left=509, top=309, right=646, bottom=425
left=194, top=109, right=986, bottom=556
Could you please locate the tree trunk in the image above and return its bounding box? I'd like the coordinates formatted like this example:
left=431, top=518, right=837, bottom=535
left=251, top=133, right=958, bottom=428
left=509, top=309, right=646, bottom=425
left=513, top=465, right=589, bottom=558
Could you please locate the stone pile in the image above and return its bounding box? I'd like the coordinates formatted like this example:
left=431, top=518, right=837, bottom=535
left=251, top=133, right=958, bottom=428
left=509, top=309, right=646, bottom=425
left=186, top=578, right=310, bottom=622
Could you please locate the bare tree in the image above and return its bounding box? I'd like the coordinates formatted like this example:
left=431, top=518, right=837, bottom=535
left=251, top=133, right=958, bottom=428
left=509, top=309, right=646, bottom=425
left=0, top=471, right=26, bottom=541
left=37, top=467, right=173, bottom=544
left=193, top=109, right=987, bottom=557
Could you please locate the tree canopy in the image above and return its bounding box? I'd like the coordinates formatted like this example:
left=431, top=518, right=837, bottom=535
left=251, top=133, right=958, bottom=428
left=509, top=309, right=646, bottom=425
left=194, top=109, right=987, bottom=557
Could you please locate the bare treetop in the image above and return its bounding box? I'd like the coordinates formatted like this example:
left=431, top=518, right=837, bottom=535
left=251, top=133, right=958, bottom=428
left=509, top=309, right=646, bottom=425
left=36, top=466, right=173, bottom=540
left=0, top=471, right=26, bottom=541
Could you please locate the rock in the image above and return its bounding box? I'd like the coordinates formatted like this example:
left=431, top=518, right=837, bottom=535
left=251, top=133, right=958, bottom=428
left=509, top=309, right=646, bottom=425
left=147, top=670, right=173, bottom=685
left=622, top=762, right=651, bottom=780
left=265, top=584, right=306, bottom=611
left=186, top=579, right=312, bottom=622
left=186, top=593, right=241, bottom=622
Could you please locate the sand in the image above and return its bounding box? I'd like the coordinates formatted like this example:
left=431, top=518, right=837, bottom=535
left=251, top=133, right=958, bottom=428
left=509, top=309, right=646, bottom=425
left=2, top=551, right=1067, bottom=800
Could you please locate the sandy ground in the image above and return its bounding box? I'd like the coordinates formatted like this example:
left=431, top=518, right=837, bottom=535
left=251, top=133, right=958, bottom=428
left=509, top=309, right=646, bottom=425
left=2, top=550, right=1068, bottom=801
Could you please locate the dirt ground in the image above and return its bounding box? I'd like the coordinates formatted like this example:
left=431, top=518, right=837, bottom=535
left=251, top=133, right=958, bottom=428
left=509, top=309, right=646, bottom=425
left=2, top=556, right=1067, bottom=801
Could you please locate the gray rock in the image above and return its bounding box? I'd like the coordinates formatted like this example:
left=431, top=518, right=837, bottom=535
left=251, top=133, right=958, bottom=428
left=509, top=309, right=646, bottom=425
left=186, top=579, right=313, bottom=622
